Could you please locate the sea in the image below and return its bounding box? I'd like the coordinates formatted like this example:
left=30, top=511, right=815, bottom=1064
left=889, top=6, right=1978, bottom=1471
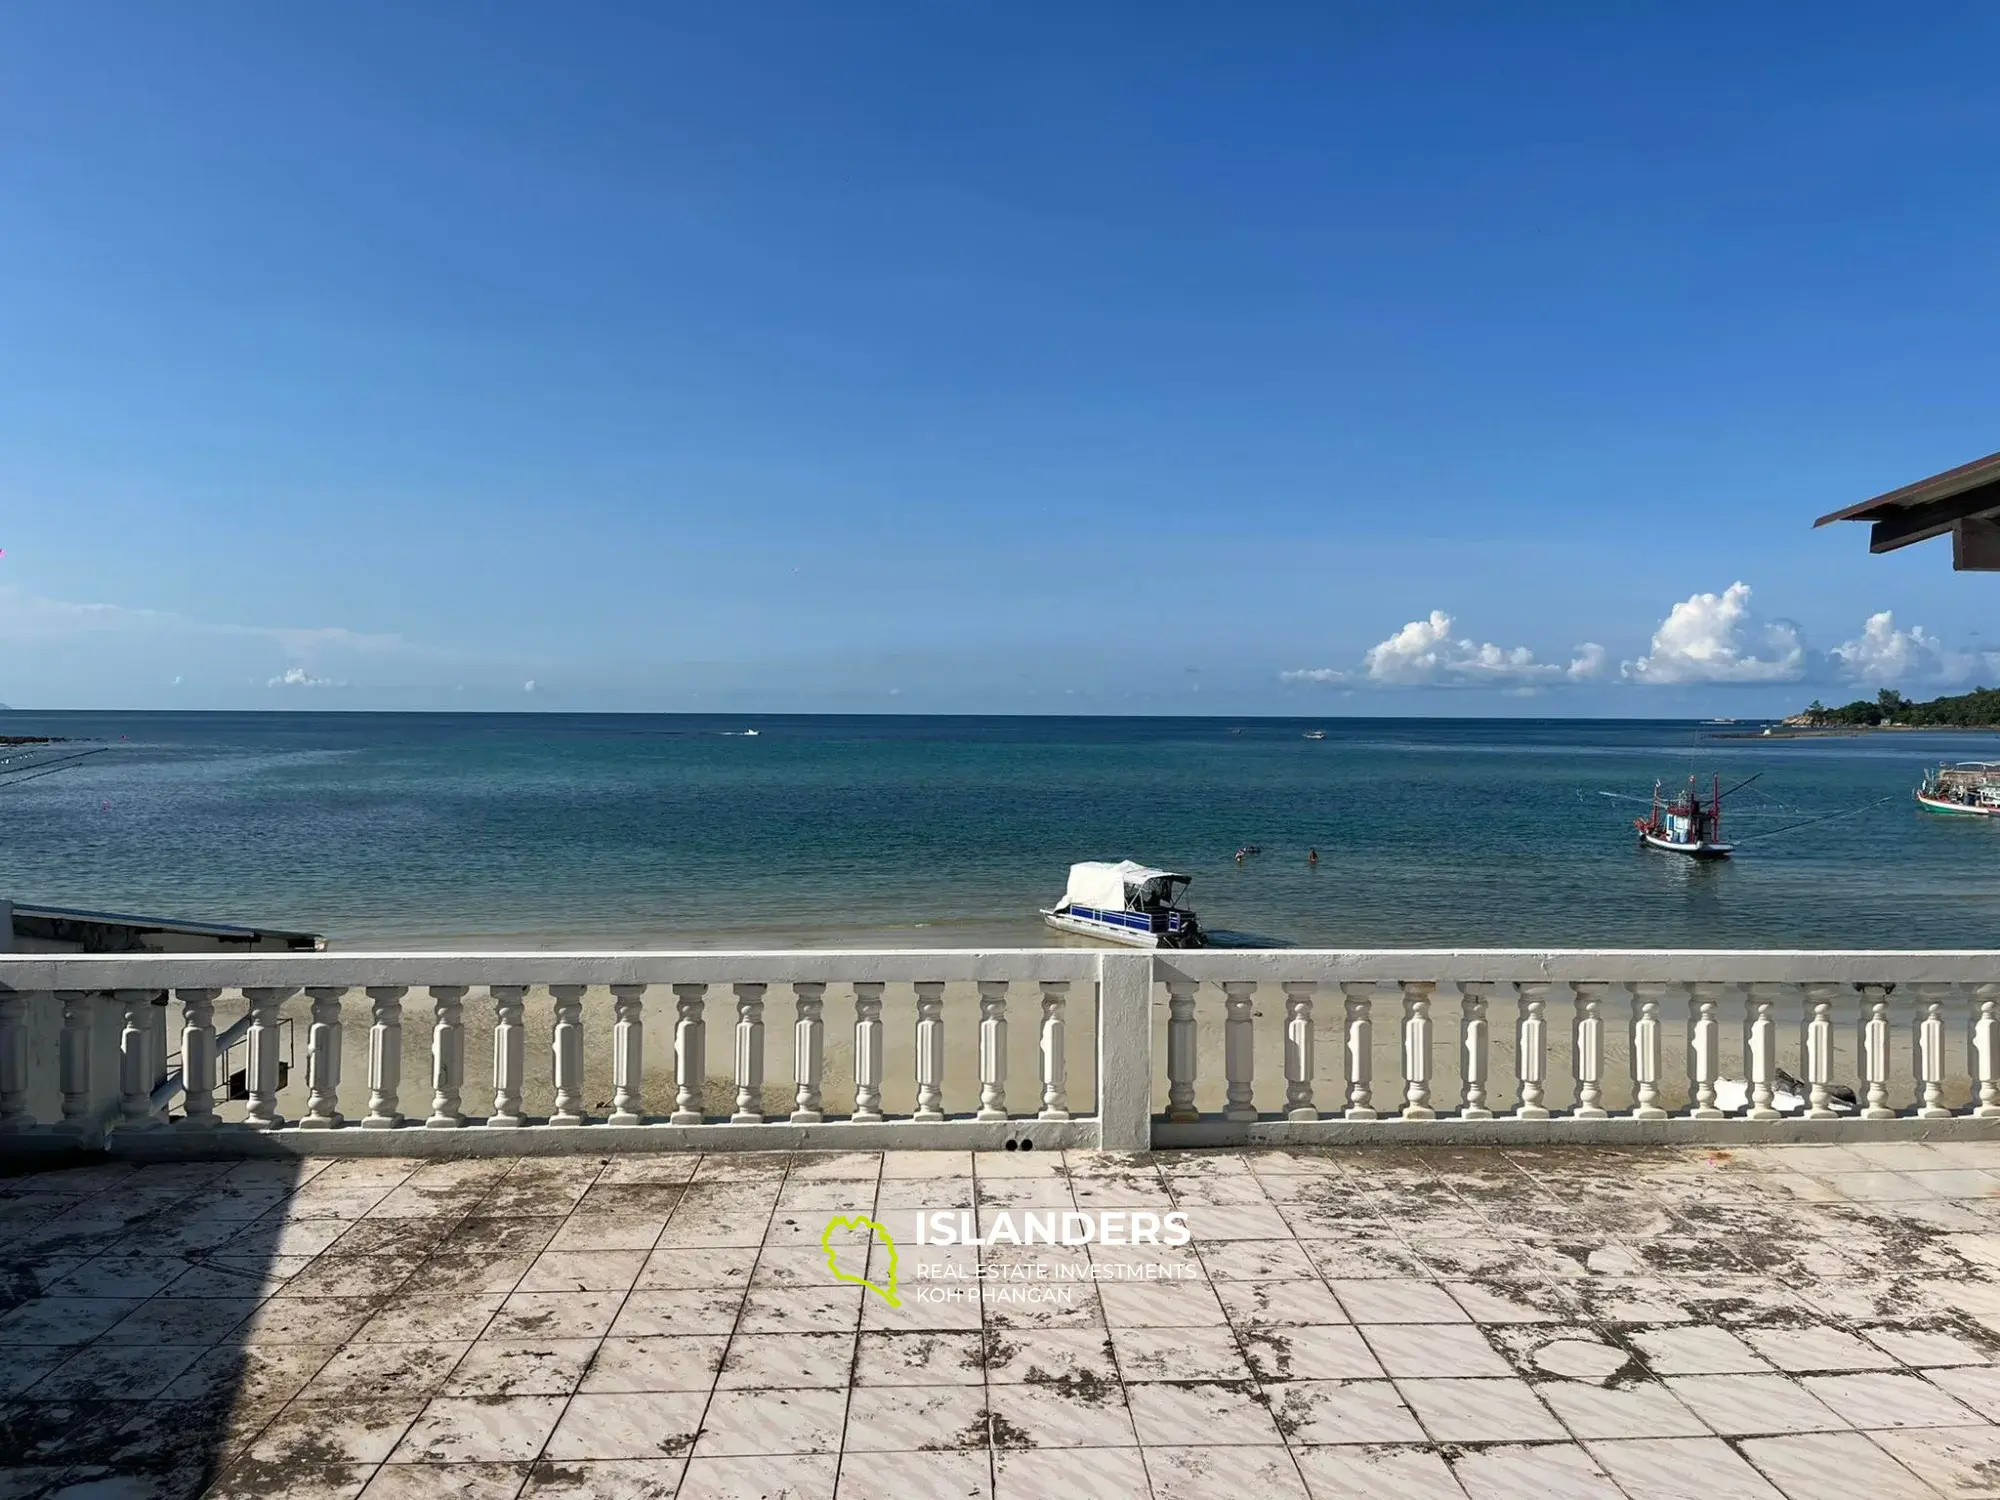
left=2, top=712, right=1996, bottom=951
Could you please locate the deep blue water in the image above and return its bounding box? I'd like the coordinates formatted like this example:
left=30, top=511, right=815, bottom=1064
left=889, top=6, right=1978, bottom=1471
left=1, top=713, right=1996, bottom=949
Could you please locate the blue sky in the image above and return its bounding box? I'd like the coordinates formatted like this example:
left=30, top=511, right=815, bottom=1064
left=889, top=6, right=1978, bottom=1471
left=3, top=2, right=1998, bottom=714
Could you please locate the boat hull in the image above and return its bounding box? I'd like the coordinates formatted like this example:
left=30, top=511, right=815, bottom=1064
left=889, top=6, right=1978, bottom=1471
left=1640, top=832, right=1734, bottom=859
left=1042, top=910, right=1164, bottom=947
left=1917, top=791, right=2000, bottom=817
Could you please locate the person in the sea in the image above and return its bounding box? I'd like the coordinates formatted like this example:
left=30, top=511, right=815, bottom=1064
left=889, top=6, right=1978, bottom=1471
left=1307, top=846, right=1318, bottom=866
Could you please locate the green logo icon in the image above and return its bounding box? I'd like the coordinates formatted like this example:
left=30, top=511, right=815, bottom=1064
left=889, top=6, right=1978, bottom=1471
left=822, top=1214, right=899, bottom=1307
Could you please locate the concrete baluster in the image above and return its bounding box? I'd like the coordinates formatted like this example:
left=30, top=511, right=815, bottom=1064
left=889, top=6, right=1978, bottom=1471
left=1222, top=980, right=1257, bottom=1122
left=0, top=990, right=21, bottom=1131
left=729, top=981, right=767, bottom=1124
left=913, top=981, right=945, bottom=1122
left=1165, top=979, right=1199, bottom=1122
left=489, top=986, right=527, bottom=1127
left=1340, top=981, right=1378, bottom=1120
left=1516, top=982, right=1551, bottom=1120
left=1458, top=982, right=1494, bottom=1120
left=1916, top=983, right=1952, bottom=1119
left=1572, top=982, right=1607, bottom=1121
left=1687, top=983, right=1723, bottom=1120
left=1858, top=983, right=1895, bottom=1120
left=1038, top=980, right=1071, bottom=1121
left=1802, top=981, right=1840, bottom=1120
left=852, top=982, right=885, bottom=1123
left=242, top=987, right=290, bottom=1130
left=362, top=985, right=406, bottom=1129
left=1282, top=981, right=1318, bottom=1121
left=1974, top=983, right=2000, bottom=1119
left=117, top=990, right=158, bottom=1127
left=609, top=983, right=646, bottom=1126
left=300, top=986, right=344, bottom=1129
left=550, top=983, right=587, bottom=1126
left=176, top=988, right=219, bottom=1131
left=1401, top=981, right=1436, bottom=1120
left=427, top=985, right=467, bottom=1128
left=671, top=983, right=707, bottom=1125
left=58, top=990, right=93, bottom=1136
left=977, top=980, right=1009, bottom=1121
left=1630, top=983, right=1667, bottom=1121
left=791, top=981, right=826, bottom=1124
left=1746, top=983, right=1782, bottom=1122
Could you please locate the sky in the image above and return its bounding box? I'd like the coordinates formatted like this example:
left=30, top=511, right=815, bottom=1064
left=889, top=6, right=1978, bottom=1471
left=3, top=2, right=1999, bottom=716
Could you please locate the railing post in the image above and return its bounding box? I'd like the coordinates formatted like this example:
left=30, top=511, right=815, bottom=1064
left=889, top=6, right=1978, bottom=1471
left=1340, top=982, right=1377, bottom=1120
left=550, top=984, right=587, bottom=1126
left=912, top=981, right=945, bottom=1123
left=977, top=980, right=1009, bottom=1121
left=1165, top=977, right=1199, bottom=1122
left=1096, top=952, right=1151, bottom=1151
left=1629, top=982, right=1666, bottom=1121
left=1571, top=982, right=1607, bottom=1121
left=732, top=981, right=767, bottom=1124
left=1858, top=983, right=1895, bottom=1120
left=489, top=986, right=527, bottom=1127
left=672, top=983, right=707, bottom=1125
left=427, top=985, right=467, bottom=1129
left=1400, top=981, right=1435, bottom=1121
left=1687, top=983, right=1722, bottom=1120
left=1516, top=982, right=1550, bottom=1120
left=362, top=985, right=406, bottom=1129
left=0, top=989, right=28, bottom=1131
left=1802, top=981, right=1840, bottom=1119
left=1916, top=984, right=1952, bottom=1120
left=1222, top=980, right=1257, bottom=1122
left=609, top=983, right=647, bottom=1126
left=1038, top=980, right=1071, bottom=1121
left=1745, top=983, right=1782, bottom=1122
left=57, top=990, right=94, bottom=1137
left=300, top=987, right=344, bottom=1129
left=1974, top=983, right=2000, bottom=1119
left=243, top=987, right=291, bottom=1130
left=1458, top=982, right=1493, bottom=1120
left=851, top=982, right=884, bottom=1123
left=791, top=981, right=826, bottom=1124
left=1282, top=981, right=1317, bottom=1121
left=117, top=990, right=159, bottom=1128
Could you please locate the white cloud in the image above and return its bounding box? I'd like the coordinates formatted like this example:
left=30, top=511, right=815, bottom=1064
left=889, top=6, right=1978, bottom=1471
left=1285, top=613, right=1606, bottom=688
left=268, top=666, right=340, bottom=688
left=523, top=679, right=537, bottom=693
left=1832, top=611, right=1942, bottom=684
left=1623, top=582, right=1806, bottom=684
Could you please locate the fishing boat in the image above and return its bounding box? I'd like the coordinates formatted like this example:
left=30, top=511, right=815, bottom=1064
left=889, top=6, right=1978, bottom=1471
left=1303, top=730, right=1326, bottom=740
left=1917, top=762, right=2000, bottom=816
left=1636, top=775, right=1735, bottom=858
left=1042, top=861, right=1204, bottom=948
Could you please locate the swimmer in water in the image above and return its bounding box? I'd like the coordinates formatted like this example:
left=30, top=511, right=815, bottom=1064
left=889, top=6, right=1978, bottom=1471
left=1307, top=847, right=1319, bottom=866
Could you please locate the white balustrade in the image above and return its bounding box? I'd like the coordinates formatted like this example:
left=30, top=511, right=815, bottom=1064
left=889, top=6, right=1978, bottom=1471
left=2, top=952, right=1999, bottom=1156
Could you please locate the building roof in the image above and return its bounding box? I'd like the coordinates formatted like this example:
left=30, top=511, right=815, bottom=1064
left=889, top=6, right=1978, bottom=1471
left=1814, top=450, right=2000, bottom=570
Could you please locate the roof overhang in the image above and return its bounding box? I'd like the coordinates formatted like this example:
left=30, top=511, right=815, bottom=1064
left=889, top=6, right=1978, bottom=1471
left=1814, top=450, right=2000, bottom=570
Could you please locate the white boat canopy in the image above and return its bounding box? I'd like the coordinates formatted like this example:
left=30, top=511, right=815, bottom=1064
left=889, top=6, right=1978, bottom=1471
left=1062, top=860, right=1190, bottom=912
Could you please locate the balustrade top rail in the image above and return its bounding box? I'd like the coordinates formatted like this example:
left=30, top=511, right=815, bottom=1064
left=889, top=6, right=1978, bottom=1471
left=5, top=948, right=2000, bottom=990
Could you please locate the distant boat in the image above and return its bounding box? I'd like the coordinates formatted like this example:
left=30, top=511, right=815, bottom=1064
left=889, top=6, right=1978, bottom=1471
left=1917, top=762, right=2000, bottom=816
left=740, top=729, right=760, bottom=737
left=1042, top=861, right=1204, bottom=948
left=1303, top=730, right=1326, bottom=740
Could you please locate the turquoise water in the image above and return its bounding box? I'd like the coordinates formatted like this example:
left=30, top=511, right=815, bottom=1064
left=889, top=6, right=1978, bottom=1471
left=1, top=712, right=1996, bottom=949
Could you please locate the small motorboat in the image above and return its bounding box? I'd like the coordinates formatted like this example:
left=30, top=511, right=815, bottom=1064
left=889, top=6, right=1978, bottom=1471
left=1042, top=861, right=1204, bottom=948
left=1303, top=730, right=1326, bottom=740
left=1917, top=762, right=2000, bottom=816
left=1636, top=775, right=1735, bottom=859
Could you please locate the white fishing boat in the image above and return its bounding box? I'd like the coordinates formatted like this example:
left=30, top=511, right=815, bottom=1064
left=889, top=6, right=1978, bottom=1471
left=1917, top=762, right=2000, bottom=816
left=1635, top=775, right=1736, bottom=859
left=1041, top=861, right=1204, bottom=948
left=1303, top=730, right=1326, bottom=740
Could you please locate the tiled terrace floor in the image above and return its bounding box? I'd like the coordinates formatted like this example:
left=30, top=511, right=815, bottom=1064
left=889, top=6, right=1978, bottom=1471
left=10, top=1142, right=2000, bottom=1499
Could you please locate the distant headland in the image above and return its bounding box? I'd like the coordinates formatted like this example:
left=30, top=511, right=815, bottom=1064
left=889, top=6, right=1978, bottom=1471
left=1754, top=686, right=2000, bottom=737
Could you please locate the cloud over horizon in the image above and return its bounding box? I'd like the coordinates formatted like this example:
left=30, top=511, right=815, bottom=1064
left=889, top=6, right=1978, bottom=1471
left=1285, top=610, right=1607, bottom=688
left=1622, top=582, right=1807, bottom=685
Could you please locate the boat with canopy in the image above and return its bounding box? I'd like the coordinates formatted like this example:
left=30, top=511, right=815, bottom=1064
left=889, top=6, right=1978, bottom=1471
left=1041, top=860, right=1204, bottom=948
